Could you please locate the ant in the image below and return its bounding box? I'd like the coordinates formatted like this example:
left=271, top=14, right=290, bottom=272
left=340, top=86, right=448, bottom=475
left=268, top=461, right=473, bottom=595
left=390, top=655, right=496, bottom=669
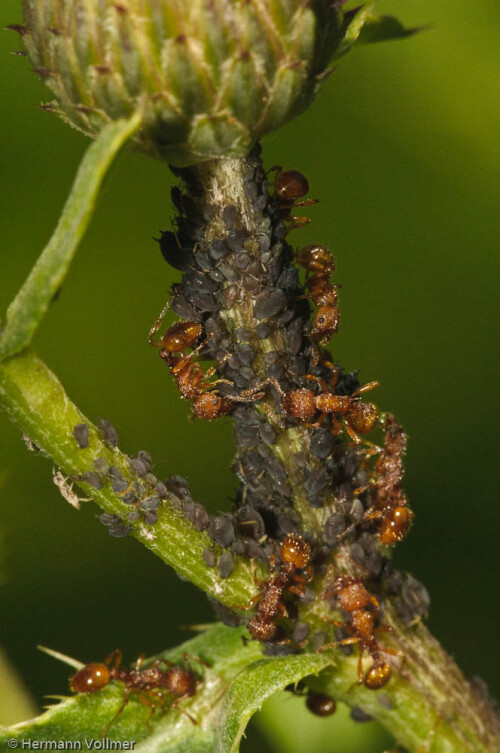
left=296, top=245, right=340, bottom=344
left=70, top=649, right=203, bottom=729
left=320, top=574, right=403, bottom=690
left=149, top=302, right=202, bottom=361
left=149, top=305, right=232, bottom=420
left=247, top=534, right=312, bottom=642
left=344, top=414, right=413, bottom=546
left=370, top=413, right=414, bottom=546
left=269, top=167, right=318, bottom=232
left=236, top=370, right=379, bottom=445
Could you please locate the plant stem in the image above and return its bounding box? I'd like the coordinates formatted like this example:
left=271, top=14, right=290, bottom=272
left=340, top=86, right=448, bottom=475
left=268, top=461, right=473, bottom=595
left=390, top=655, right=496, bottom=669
left=171, top=152, right=500, bottom=752
left=0, top=348, right=260, bottom=606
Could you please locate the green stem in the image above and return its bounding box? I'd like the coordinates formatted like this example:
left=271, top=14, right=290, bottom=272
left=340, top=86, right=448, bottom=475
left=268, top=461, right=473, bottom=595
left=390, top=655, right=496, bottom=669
left=0, top=113, right=142, bottom=361
left=0, top=349, right=260, bottom=607
left=303, top=604, right=500, bottom=753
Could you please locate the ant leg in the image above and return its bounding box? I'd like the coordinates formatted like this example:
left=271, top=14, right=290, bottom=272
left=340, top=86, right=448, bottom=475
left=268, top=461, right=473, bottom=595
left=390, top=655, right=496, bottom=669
left=266, top=164, right=281, bottom=179
left=343, top=421, right=381, bottom=451
left=148, top=302, right=172, bottom=346
left=102, top=690, right=131, bottom=735
left=356, top=649, right=366, bottom=685
left=133, top=653, right=146, bottom=671
left=105, top=649, right=123, bottom=671
left=305, top=373, right=329, bottom=393
left=134, top=689, right=165, bottom=731
left=182, top=651, right=211, bottom=670
left=171, top=697, right=198, bottom=725
left=292, top=199, right=319, bottom=209
left=352, top=380, right=380, bottom=398
left=343, top=421, right=363, bottom=445
left=229, top=377, right=286, bottom=404
left=330, top=416, right=343, bottom=436
left=277, top=602, right=288, bottom=618
left=285, top=217, right=311, bottom=234
left=309, top=411, right=327, bottom=430
left=379, top=646, right=405, bottom=660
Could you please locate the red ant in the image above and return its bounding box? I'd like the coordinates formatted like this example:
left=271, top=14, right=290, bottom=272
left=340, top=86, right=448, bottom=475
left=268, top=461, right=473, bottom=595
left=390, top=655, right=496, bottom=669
left=269, top=167, right=318, bottom=232
left=236, top=369, right=379, bottom=445
left=70, top=649, right=202, bottom=729
left=320, top=574, right=403, bottom=690
left=149, top=306, right=232, bottom=420
left=370, top=414, right=414, bottom=546
left=343, top=414, right=413, bottom=546
left=247, top=534, right=312, bottom=642
left=296, top=245, right=340, bottom=344
left=149, top=305, right=203, bottom=361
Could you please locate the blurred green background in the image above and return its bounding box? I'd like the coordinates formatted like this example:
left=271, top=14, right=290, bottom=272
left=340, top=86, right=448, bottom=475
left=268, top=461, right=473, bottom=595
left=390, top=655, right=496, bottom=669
left=0, top=0, right=499, bottom=749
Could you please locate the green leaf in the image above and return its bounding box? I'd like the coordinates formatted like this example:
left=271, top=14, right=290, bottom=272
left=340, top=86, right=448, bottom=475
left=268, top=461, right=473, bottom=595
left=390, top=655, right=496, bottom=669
left=331, top=6, right=420, bottom=61
left=215, top=651, right=335, bottom=753
left=0, top=625, right=336, bottom=753
left=355, top=12, right=421, bottom=45
left=0, top=112, right=141, bottom=362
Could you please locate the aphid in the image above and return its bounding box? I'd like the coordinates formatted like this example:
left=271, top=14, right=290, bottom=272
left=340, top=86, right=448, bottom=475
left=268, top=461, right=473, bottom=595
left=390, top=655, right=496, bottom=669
left=247, top=534, right=312, bottom=642
left=112, top=478, right=129, bottom=493
left=218, top=551, right=234, bottom=579
left=292, top=622, right=310, bottom=644
left=305, top=690, right=337, bottom=717
left=73, top=423, right=89, bottom=449
left=270, top=167, right=318, bottom=232
left=310, top=428, right=336, bottom=459
left=209, top=515, right=235, bottom=548
left=84, top=471, right=102, bottom=490
left=202, top=548, right=216, bottom=567
left=129, top=457, right=148, bottom=476
left=108, top=522, right=134, bottom=537
left=321, top=575, right=402, bottom=690
left=155, top=230, right=195, bottom=271
left=71, top=650, right=201, bottom=729
left=323, top=514, right=347, bottom=546
left=350, top=707, right=373, bottom=723
left=253, top=289, right=288, bottom=320
left=99, top=419, right=118, bottom=447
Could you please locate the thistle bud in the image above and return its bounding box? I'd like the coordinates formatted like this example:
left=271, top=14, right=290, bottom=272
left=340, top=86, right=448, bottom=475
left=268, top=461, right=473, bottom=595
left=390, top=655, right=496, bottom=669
left=20, top=0, right=352, bottom=165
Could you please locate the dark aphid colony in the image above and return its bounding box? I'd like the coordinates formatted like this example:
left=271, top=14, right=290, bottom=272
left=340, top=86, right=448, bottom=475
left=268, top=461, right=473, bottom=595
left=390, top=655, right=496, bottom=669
left=141, top=149, right=421, bottom=693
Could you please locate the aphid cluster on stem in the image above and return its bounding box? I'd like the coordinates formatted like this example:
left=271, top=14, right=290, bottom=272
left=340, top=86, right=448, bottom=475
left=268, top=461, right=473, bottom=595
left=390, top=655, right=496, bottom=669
left=145, top=147, right=421, bottom=695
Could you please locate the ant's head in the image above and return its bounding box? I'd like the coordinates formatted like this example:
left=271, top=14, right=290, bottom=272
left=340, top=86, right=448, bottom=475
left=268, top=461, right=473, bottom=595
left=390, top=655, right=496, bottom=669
left=71, top=663, right=111, bottom=693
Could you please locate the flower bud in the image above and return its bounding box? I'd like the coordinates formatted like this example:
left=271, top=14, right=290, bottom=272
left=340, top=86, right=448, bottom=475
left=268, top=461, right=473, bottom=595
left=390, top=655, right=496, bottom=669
left=20, top=0, right=352, bottom=165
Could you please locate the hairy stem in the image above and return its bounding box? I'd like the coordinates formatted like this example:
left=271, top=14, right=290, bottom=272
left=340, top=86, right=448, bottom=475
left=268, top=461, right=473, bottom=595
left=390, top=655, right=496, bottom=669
left=0, top=349, right=260, bottom=606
